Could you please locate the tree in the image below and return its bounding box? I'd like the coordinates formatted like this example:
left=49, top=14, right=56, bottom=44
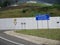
left=0, top=2, right=2, bottom=7
left=53, top=0, right=60, bottom=10
left=55, top=0, right=60, bottom=4
left=16, top=0, right=18, bottom=3
left=2, top=0, right=11, bottom=7
left=0, top=2, right=3, bottom=7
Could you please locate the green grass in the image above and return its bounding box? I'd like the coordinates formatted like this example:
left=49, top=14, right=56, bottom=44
left=0, top=8, right=60, bottom=18
left=24, top=3, right=49, bottom=7
left=0, top=9, right=22, bottom=18
left=16, top=29, right=60, bottom=40
left=0, top=8, right=46, bottom=18
left=0, top=4, right=60, bottom=18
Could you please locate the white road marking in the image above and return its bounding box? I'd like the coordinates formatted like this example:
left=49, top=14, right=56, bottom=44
left=0, top=36, right=24, bottom=45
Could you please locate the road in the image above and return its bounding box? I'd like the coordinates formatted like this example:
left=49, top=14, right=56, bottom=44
left=0, top=30, right=39, bottom=45
left=0, top=38, right=17, bottom=45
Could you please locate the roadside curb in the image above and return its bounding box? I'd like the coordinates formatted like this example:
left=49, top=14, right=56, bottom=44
left=4, top=31, right=60, bottom=45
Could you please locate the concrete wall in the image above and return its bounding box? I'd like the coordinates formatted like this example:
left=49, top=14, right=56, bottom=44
left=0, top=17, right=60, bottom=30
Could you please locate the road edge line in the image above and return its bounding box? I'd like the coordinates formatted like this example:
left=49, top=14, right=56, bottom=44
left=0, top=36, right=24, bottom=45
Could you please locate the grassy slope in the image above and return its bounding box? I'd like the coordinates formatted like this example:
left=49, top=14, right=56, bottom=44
left=16, top=29, right=60, bottom=40
left=24, top=3, right=49, bottom=7
left=0, top=8, right=60, bottom=18
left=0, top=9, right=37, bottom=18
left=0, top=3, right=60, bottom=18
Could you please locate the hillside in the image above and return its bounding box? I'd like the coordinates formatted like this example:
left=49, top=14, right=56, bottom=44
left=0, top=4, right=60, bottom=18
left=0, top=0, right=60, bottom=4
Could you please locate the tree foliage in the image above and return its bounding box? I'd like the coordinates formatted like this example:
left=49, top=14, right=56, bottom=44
left=55, top=0, right=60, bottom=4
left=52, top=0, right=60, bottom=10
left=3, top=0, right=10, bottom=7
left=0, top=0, right=11, bottom=7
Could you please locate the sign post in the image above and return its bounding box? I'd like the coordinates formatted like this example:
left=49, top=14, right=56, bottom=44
left=57, top=21, right=59, bottom=29
left=14, top=19, right=17, bottom=29
left=47, top=19, right=49, bottom=29
left=14, top=19, right=17, bottom=25
left=36, top=20, right=39, bottom=29
left=21, top=22, right=26, bottom=30
left=36, top=14, right=50, bottom=29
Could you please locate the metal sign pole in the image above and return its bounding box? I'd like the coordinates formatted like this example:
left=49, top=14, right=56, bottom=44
left=47, top=20, right=49, bottom=30
left=24, top=23, right=26, bottom=30
left=57, top=21, right=59, bottom=29
left=42, top=20, right=43, bottom=29
left=37, top=20, right=38, bottom=30
left=21, top=23, right=23, bottom=30
left=36, top=14, right=50, bottom=30
left=14, top=19, right=17, bottom=29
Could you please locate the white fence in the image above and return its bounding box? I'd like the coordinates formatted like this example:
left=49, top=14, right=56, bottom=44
left=0, top=17, right=60, bottom=30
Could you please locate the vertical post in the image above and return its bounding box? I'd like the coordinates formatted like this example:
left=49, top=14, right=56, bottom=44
left=37, top=20, right=38, bottom=30
left=42, top=20, right=43, bottom=29
left=57, top=21, right=59, bottom=29
left=47, top=20, right=49, bottom=30
left=14, top=19, right=17, bottom=25
left=21, top=23, right=23, bottom=30
left=24, top=22, right=26, bottom=30
left=14, top=19, right=17, bottom=30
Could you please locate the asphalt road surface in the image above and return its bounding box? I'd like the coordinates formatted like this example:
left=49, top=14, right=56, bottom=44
left=0, top=38, right=17, bottom=45
left=0, top=30, right=39, bottom=45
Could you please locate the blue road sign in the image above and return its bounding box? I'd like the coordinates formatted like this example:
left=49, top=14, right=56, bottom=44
left=36, top=14, right=50, bottom=20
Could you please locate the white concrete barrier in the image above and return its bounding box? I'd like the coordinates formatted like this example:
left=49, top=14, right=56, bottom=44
left=0, top=17, right=60, bottom=30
